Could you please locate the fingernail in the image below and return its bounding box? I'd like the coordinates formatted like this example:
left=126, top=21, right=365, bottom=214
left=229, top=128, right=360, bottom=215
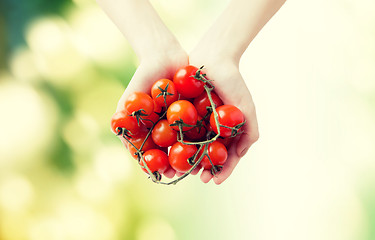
left=239, top=147, right=250, bottom=157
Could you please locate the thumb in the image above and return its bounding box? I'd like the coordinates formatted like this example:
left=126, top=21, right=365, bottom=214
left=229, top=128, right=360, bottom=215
left=116, top=65, right=155, bottom=112
left=236, top=118, right=259, bottom=157
left=236, top=132, right=252, bottom=157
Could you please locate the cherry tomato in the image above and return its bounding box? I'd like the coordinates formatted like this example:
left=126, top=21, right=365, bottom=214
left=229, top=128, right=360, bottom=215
left=173, top=65, right=205, bottom=98
left=210, top=105, right=245, bottom=137
left=141, top=100, right=161, bottom=128
left=184, top=116, right=207, bottom=141
left=152, top=119, right=177, bottom=147
left=193, top=91, right=223, bottom=118
left=167, top=100, right=198, bottom=131
left=140, top=149, right=169, bottom=174
left=151, top=79, right=178, bottom=108
left=127, top=129, right=158, bottom=159
left=198, top=141, right=228, bottom=170
left=110, top=110, right=140, bottom=135
left=125, top=92, right=154, bottom=116
left=169, top=142, right=198, bottom=173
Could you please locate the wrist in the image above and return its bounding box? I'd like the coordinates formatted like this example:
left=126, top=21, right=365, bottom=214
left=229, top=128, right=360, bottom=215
left=138, top=37, right=185, bottom=62
left=190, top=47, right=239, bottom=70
left=137, top=44, right=188, bottom=80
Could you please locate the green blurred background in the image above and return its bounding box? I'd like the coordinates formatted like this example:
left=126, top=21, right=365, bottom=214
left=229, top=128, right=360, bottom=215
left=1, top=0, right=375, bottom=239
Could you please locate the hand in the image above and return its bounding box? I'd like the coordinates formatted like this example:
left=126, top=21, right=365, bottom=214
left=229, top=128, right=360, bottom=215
left=116, top=48, right=189, bottom=179
left=189, top=53, right=259, bottom=184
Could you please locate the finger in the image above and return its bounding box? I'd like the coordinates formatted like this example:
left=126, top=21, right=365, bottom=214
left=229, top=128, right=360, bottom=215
left=212, top=137, right=241, bottom=185
left=163, top=167, right=176, bottom=179
left=119, top=136, right=129, bottom=150
left=190, top=167, right=201, bottom=175
left=200, top=169, right=213, bottom=183
left=176, top=171, right=184, bottom=177
left=207, top=70, right=259, bottom=157
left=116, top=65, right=156, bottom=112
left=236, top=95, right=259, bottom=158
left=236, top=132, right=251, bottom=157
left=236, top=116, right=259, bottom=158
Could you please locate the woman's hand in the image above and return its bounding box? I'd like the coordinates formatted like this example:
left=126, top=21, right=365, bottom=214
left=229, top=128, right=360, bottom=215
left=116, top=49, right=188, bottom=112
left=189, top=54, right=259, bottom=184
left=186, top=0, right=285, bottom=184
left=98, top=0, right=285, bottom=184
left=116, top=48, right=188, bottom=179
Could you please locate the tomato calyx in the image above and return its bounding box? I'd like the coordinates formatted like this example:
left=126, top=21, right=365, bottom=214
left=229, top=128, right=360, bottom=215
left=131, top=109, right=150, bottom=126
left=219, top=120, right=246, bottom=137
left=154, top=109, right=164, bottom=118
left=202, top=106, right=213, bottom=120
left=170, top=119, right=197, bottom=131
left=150, top=171, right=162, bottom=181
left=187, top=155, right=197, bottom=166
left=116, top=127, right=133, bottom=139
left=190, top=65, right=212, bottom=84
left=134, top=151, right=144, bottom=159
left=138, top=153, right=160, bottom=183
left=210, top=165, right=223, bottom=176
left=155, top=83, right=175, bottom=108
left=195, top=118, right=206, bottom=132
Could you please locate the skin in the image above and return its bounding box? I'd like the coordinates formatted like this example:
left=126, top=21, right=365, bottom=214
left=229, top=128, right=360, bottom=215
left=97, top=0, right=286, bottom=184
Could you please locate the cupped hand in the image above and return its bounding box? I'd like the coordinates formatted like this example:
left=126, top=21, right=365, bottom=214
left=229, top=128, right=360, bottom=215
left=116, top=49, right=188, bottom=112
left=116, top=48, right=189, bottom=179
left=116, top=49, right=258, bottom=184
left=189, top=54, right=259, bottom=185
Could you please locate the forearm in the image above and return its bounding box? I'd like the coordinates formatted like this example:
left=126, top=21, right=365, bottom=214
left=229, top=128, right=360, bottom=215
left=96, top=0, right=181, bottom=61
left=195, top=0, right=286, bottom=63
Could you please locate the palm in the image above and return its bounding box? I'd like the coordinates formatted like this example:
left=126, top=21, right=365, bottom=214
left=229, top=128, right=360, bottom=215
left=116, top=51, right=188, bottom=179
left=116, top=51, right=188, bottom=112
left=189, top=58, right=259, bottom=184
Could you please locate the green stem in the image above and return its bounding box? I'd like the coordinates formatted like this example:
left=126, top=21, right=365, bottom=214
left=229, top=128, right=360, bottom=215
left=203, top=84, right=221, bottom=140
left=157, top=144, right=207, bottom=185
left=139, top=152, right=158, bottom=182
left=117, top=66, right=240, bottom=185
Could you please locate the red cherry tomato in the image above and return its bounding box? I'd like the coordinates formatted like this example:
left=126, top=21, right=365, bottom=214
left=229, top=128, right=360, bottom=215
left=152, top=119, right=178, bottom=147
left=167, top=100, right=198, bottom=131
left=198, top=141, right=228, bottom=170
left=169, top=142, right=197, bottom=173
left=193, top=91, right=223, bottom=117
left=184, top=116, right=207, bottom=141
left=125, top=92, right=154, bottom=116
left=140, top=149, right=169, bottom=174
left=210, top=105, right=245, bottom=137
left=110, top=110, right=140, bottom=135
left=141, top=100, right=161, bottom=128
left=151, top=79, right=178, bottom=108
left=173, top=65, right=205, bottom=98
left=127, top=129, right=158, bottom=159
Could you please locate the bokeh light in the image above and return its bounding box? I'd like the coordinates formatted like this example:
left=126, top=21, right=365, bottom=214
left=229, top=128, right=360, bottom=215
left=0, top=80, right=57, bottom=168
left=26, top=17, right=88, bottom=83
left=1, top=0, right=375, bottom=239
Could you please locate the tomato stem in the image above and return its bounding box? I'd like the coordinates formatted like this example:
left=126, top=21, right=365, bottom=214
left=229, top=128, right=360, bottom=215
left=149, top=76, right=223, bottom=184
left=116, top=66, right=242, bottom=184
left=157, top=144, right=207, bottom=185
left=139, top=153, right=158, bottom=182
left=218, top=120, right=246, bottom=137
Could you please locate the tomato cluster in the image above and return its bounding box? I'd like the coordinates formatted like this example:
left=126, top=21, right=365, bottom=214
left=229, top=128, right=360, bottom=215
left=110, top=65, right=245, bottom=184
